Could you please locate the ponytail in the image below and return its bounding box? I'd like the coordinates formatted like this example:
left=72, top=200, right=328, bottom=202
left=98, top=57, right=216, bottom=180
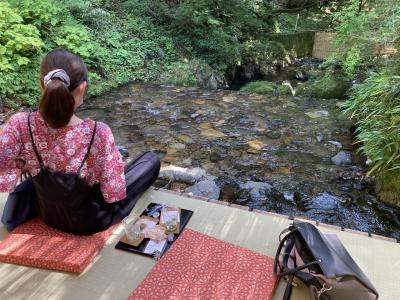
left=39, top=79, right=75, bottom=129
left=39, top=49, right=88, bottom=129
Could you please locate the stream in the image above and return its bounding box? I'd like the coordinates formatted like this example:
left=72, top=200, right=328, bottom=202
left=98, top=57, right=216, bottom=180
left=78, top=81, right=400, bottom=240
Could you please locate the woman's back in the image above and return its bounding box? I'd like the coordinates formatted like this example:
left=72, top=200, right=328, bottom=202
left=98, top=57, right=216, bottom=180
left=0, top=111, right=126, bottom=203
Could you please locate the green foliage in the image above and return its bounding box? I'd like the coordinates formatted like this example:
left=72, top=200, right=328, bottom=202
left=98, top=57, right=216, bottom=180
left=343, top=72, right=400, bottom=174
left=0, top=1, right=43, bottom=105
left=0, top=2, right=43, bottom=71
left=8, top=0, right=62, bottom=27
left=332, top=0, right=400, bottom=200
left=160, top=62, right=197, bottom=87
left=54, top=24, right=93, bottom=58
left=241, top=40, right=288, bottom=65
left=332, top=0, right=400, bottom=75
left=0, top=0, right=180, bottom=106
left=171, top=0, right=272, bottom=73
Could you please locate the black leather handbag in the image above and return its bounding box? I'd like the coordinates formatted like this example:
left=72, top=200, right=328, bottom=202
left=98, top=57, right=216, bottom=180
left=1, top=173, right=37, bottom=232
left=274, top=221, right=379, bottom=300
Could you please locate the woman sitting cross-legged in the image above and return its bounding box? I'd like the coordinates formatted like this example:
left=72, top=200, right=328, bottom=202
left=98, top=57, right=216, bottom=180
left=0, top=48, right=160, bottom=235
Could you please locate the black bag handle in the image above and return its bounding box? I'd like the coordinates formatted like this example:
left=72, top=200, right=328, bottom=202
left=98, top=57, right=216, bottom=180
left=274, top=225, right=321, bottom=300
left=274, top=227, right=297, bottom=274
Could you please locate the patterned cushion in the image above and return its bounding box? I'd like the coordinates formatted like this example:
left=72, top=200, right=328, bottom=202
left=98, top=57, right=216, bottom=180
left=0, top=218, right=117, bottom=273
left=129, top=229, right=278, bottom=299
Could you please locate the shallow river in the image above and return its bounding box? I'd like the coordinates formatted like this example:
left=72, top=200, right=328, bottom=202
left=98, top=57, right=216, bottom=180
left=78, top=83, right=400, bottom=240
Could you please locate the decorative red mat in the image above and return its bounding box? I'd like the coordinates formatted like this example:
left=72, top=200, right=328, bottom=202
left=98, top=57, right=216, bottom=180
left=0, top=218, right=117, bottom=273
left=128, top=229, right=278, bottom=300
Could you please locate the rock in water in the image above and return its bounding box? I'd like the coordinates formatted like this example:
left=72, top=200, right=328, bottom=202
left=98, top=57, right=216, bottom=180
left=159, top=165, right=206, bottom=183
left=240, top=181, right=284, bottom=202
left=331, top=151, right=352, bottom=166
left=117, top=146, right=130, bottom=158
left=186, top=180, right=220, bottom=200
left=247, top=140, right=264, bottom=150
left=306, top=110, right=329, bottom=119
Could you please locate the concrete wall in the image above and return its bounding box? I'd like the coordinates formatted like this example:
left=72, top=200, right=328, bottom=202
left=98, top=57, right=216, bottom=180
left=268, top=31, right=315, bottom=57
left=268, top=31, right=337, bottom=59
left=312, top=32, right=336, bottom=59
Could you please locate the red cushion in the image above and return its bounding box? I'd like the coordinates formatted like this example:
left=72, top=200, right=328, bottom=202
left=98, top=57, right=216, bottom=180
left=129, top=229, right=278, bottom=299
left=0, top=218, right=117, bottom=273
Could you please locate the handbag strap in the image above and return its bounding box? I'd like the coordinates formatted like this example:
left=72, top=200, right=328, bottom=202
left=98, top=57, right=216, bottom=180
left=76, top=121, right=97, bottom=175
left=28, top=113, right=44, bottom=168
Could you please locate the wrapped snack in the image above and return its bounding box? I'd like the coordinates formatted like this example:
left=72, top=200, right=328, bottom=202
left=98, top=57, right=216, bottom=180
left=145, top=225, right=167, bottom=241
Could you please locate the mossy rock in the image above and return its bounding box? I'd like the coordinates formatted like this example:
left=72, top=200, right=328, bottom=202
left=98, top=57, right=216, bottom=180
left=240, top=81, right=276, bottom=94
left=374, top=171, right=400, bottom=207
left=296, top=68, right=351, bottom=99
left=241, top=80, right=294, bottom=96
left=276, top=84, right=292, bottom=96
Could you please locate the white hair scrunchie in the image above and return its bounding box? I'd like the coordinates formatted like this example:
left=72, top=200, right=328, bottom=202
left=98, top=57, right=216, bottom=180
left=43, top=69, right=70, bottom=87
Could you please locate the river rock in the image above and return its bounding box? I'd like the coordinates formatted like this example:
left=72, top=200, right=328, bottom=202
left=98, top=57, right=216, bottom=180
left=247, top=140, right=264, bottom=150
left=171, top=143, right=186, bottom=150
left=328, top=141, right=342, bottom=149
left=306, top=110, right=329, bottom=119
left=222, top=95, right=236, bottom=103
left=265, top=131, right=281, bottom=139
left=200, top=126, right=227, bottom=139
left=185, top=179, right=220, bottom=200
left=331, top=151, right=352, bottom=166
left=307, top=193, right=341, bottom=211
left=210, top=151, right=223, bottom=162
left=117, top=145, right=130, bottom=158
left=240, top=181, right=284, bottom=202
left=159, top=165, right=206, bottom=183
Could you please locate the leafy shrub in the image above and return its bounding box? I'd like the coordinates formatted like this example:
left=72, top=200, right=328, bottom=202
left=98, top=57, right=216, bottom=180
left=54, top=24, right=93, bottom=58
left=0, top=2, right=43, bottom=105
left=343, top=72, right=400, bottom=174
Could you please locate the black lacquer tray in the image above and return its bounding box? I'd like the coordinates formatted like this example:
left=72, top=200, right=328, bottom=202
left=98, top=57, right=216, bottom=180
left=115, top=202, right=193, bottom=258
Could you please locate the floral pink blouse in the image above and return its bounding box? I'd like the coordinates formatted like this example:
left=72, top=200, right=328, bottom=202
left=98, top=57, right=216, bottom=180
left=0, top=112, right=126, bottom=203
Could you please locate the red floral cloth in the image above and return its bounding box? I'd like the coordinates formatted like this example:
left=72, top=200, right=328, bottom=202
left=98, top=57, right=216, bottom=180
left=0, top=111, right=126, bottom=203
left=129, top=229, right=278, bottom=300
left=0, top=218, right=118, bottom=273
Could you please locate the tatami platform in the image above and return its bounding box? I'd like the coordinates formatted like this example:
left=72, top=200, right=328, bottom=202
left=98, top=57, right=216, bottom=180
left=0, top=189, right=399, bottom=300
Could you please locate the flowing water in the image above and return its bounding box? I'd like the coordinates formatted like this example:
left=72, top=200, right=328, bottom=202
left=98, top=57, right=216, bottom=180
left=78, top=83, right=400, bottom=240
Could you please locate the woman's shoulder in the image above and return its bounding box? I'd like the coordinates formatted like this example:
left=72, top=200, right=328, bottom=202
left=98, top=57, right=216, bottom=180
left=8, top=111, right=29, bottom=124
left=5, top=112, right=31, bottom=132
left=92, top=120, right=115, bottom=142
